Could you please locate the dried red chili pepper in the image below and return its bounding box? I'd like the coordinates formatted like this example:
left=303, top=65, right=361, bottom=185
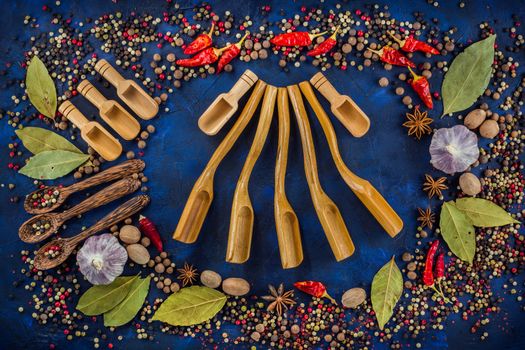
left=388, top=32, right=439, bottom=55
left=367, top=46, right=415, bottom=68
left=138, top=215, right=163, bottom=252
left=176, top=46, right=226, bottom=67
left=408, top=67, right=433, bottom=109
left=184, top=22, right=215, bottom=55
left=423, top=240, right=440, bottom=286
left=307, top=25, right=340, bottom=57
left=435, top=253, right=445, bottom=280
left=270, top=30, right=327, bottom=47
left=217, top=32, right=250, bottom=73
left=294, top=281, right=336, bottom=304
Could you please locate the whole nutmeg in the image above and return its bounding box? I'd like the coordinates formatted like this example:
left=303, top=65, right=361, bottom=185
left=119, top=225, right=141, bottom=244
left=459, top=172, right=482, bottom=196
left=200, top=270, right=222, bottom=289
left=479, top=119, right=499, bottom=138
left=222, top=277, right=250, bottom=296
left=126, top=244, right=150, bottom=265
left=341, top=288, right=366, bottom=308
left=464, top=109, right=486, bottom=129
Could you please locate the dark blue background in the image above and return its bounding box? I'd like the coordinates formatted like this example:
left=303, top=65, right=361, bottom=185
left=1, top=0, right=524, bottom=349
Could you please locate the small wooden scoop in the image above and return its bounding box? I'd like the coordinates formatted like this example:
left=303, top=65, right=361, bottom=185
left=198, top=69, right=259, bottom=135
left=23, top=159, right=145, bottom=214
left=95, top=59, right=158, bottom=120
left=173, top=80, right=267, bottom=244
left=300, top=81, right=403, bottom=237
left=310, top=72, right=370, bottom=137
left=33, top=195, right=150, bottom=270
left=59, top=101, right=122, bottom=161
left=287, top=84, right=355, bottom=261
left=226, top=84, right=277, bottom=264
left=19, top=177, right=141, bottom=243
left=77, top=80, right=140, bottom=140
left=274, top=87, right=303, bottom=269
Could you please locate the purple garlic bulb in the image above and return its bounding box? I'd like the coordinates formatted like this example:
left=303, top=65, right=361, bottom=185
left=77, top=234, right=128, bottom=285
left=429, top=125, right=479, bottom=175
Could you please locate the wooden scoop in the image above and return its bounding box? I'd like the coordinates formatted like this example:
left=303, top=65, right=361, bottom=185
left=226, top=84, right=277, bottom=264
left=77, top=80, right=140, bottom=140
left=274, top=87, right=303, bottom=269
left=287, top=84, right=355, bottom=261
left=310, top=72, right=370, bottom=137
left=33, top=195, right=150, bottom=270
left=198, top=69, right=259, bottom=135
left=95, top=59, right=158, bottom=120
left=23, top=159, right=145, bottom=214
left=19, top=177, right=141, bottom=243
left=300, top=81, right=403, bottom=237
left=173, top=80, right=267, bottom=244
left=59, top=101, right=122, bottom=161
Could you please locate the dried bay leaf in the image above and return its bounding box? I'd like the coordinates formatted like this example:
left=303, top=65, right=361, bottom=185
left=152, top=286, right=227, bottom=326
left=104, top=276, right=151, bottom=327
left=455, top=198, right=519, bottom=227
left=26, top=56, right=57, bottom=120
left=15, top=127, right=82, bottom=154
left=371, top=257, right=403, bottom=330
left=77, top=276, right=139, bottom=316
left=441, top=35, right=496, bottom=117
left=19, top=150, right=89, bottom=180
left=440, top=201, right=476, bottom=263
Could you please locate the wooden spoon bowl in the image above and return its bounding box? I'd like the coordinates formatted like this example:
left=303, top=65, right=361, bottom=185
left=23, top=186, right=67, bottom=214
left=18, top=213, right=60, bottom=244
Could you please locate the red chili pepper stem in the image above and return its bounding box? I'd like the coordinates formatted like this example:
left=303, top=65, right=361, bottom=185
left=308, top=30, right=328, bottom=41
left=322, top=291, right=336, bottom=304
left=207, top=22, right=215, bottom=38
left=387, top=31, right=405, bottom=46
left=233, top=31, right=250, bottom=49
left=408, top=67, right=420, bottom=81
left=328, top=25, right=341, bottom=40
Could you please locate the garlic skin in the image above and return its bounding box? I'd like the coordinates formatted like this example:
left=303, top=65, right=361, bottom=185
left=429, top=125, right=479, bottom=175
left=77, top=234, right=128, bottom=285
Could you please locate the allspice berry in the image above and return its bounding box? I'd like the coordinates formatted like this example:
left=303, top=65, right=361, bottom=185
left=464, top=109, right=486, bottom=129
left=479, top=119, right=499, bottom=138
left=459, top=172, right=482, bottom=196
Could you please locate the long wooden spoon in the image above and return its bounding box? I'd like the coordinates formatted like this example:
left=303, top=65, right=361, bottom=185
left=173, top=80, right=267, bottom=244
left=23, top=159, right=145, bottom=214
left=300, top=81, right=403, bottom=237
left=19, top=177, right=141, bottom=243
left=33, top=195, right=150, bottom=270
left=287, top=84, right=355, bottom=261
left=226, top=84, right=277, bottom=264
left=274, top=87, right=303, bottom=269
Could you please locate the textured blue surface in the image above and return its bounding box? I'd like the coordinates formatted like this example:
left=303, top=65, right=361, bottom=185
left=0, top=0, right=524, bottom=349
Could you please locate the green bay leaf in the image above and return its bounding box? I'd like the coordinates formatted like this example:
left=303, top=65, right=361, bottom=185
left=455, top=197, right=519, bottom=227
left=104, top=276, right=151, bottom=327
left=19, top=150, right=89, bottom=180
left=440, top=201, right=476, bottom=263
left=26, top=56, right=57, bottom=120
left=152, top=286, right=227, bottom=326
left=77, top=276, right=139, bottom=316
left=371, top=257, right=403, bottom=330
left=15, top=127, right=82, bottom=154
left=441, top=34, right=496, bottom=117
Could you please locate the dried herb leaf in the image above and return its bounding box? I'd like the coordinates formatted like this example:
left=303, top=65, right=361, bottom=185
left=455, top=198, right=519, bottom=227
left=104, top=276, right=151, bottom=327
left=19, top=150, right=89, bottom=180
left=441, top=35, right=496, bottom=117
left=26, top=56, right=57, bottom=120
left=15, top=127, right=82, bottom=154
left=152, top=286, right=227, bottom=326
left=440, top=201, right=476, bottom=263
left=371, top=257, right=403, bottom=330
left=77, top=276, right=139, bottom=316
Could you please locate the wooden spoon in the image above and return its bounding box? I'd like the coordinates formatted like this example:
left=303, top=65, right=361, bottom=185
left=95, top=59, right=158, bottom=120
left=198, top=69, right=259, bottom=136
left=59, top=101, right=122, bottom=161
left=310, top=72, right=370, bottom=138
left=77, top=80, right=140, bottom=140
left=226, top=84, right=277, bottom=264
left=19, top=177, right=141, bottom=243
left=274, top=87, right=303, bottom=269
left=33, top=195, right=150, bottom=270
left=300, top=81, right=403, bottom=237
left=173, top=80, right=267, bottom=244
left=23, top=159, right=145, bottom=214
left=287, top=84, right=355, bottom=261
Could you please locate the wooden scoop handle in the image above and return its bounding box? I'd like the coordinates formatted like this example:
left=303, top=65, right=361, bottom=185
left=95, top=59, right=125, bottom=88
left=226, top=84, right=277, bottom=264
left=310, top=72, right=341, bottom=105
left=77, top=80, right=107, bottom=109
left=228, top=69, right=259, bottom=100
left=59, top=101, right=89, bottom=129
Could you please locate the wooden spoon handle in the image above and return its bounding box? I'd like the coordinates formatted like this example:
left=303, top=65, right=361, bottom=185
left=77, top=80, right=107, bottom=109
left=310, top=72, right=341, bottom=105
left=95, top=59, right=125, bottom=87
left=228, top=69, right=259, bottom=100
left=59, top=101, right=89, bottom=129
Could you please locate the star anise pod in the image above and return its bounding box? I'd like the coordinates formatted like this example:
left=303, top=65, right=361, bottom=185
left=261, top=283, right=296, bottom=316
left=403, top=106, right=433, bottom=140
left=177, top=262, right=198, bottom=287
left=417, top=207, right=435, bottom=229
left=423, top=174, right=448, bottom=199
